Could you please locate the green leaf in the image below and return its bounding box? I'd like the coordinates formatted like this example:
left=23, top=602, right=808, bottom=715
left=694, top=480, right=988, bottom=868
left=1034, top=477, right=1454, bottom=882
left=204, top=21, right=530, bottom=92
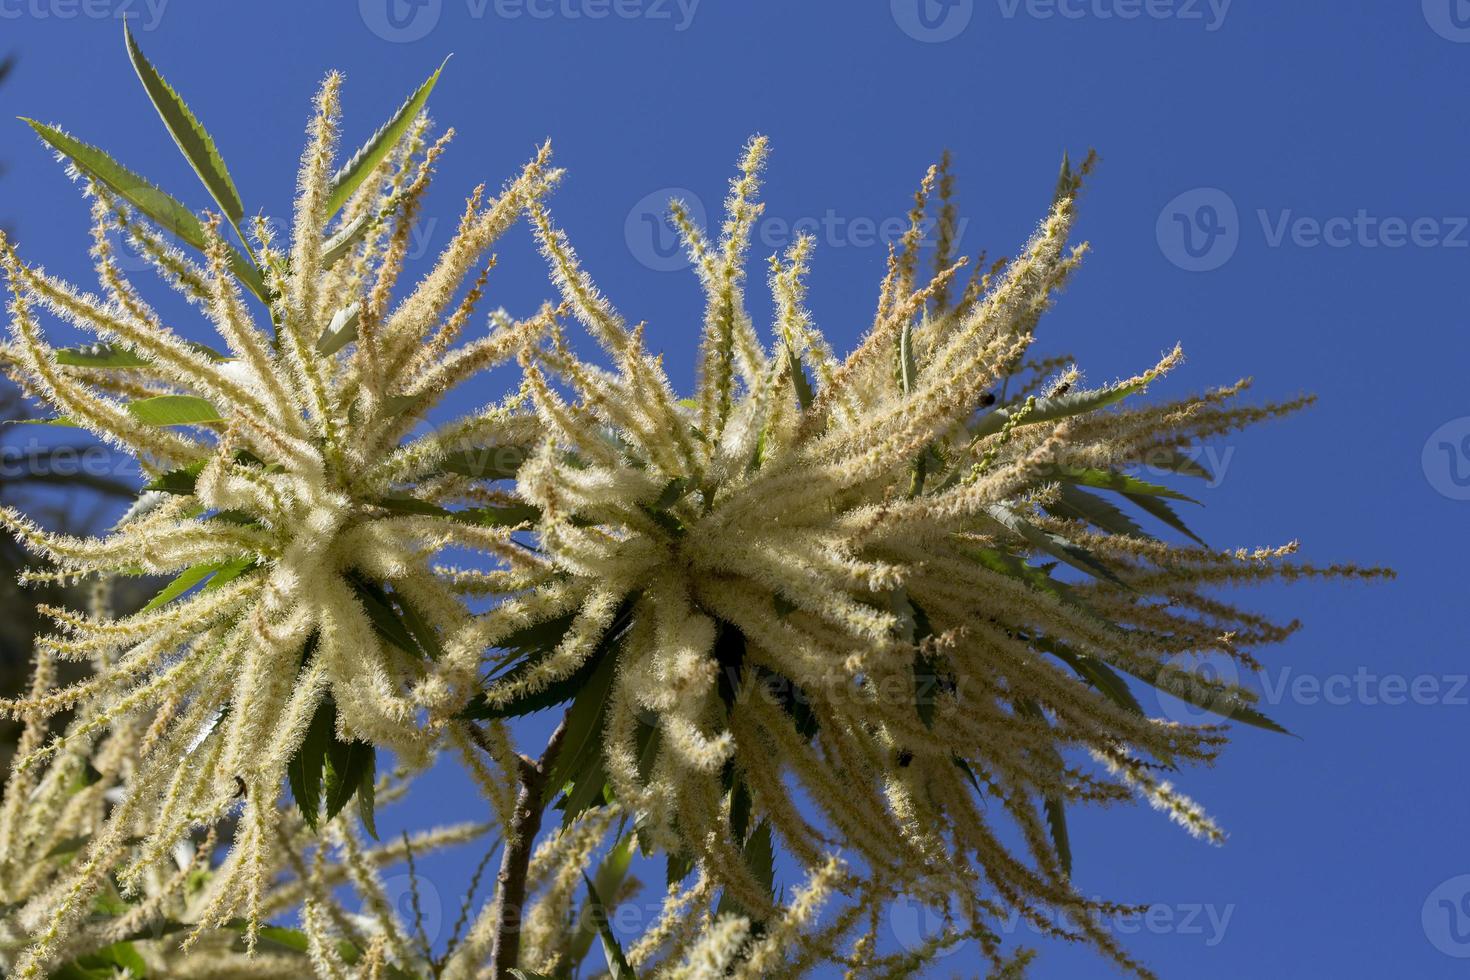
left=786, top=347, right=814, bottom=411
left=1047, top=484, right=1148, bottom=540
left=288, top=697, right=334, bottom=831
left=1150, top=449, right=1213, bottom=481
left=322, top=211, right=372, bottom=269
left=126, top=395, right=221, bottom=427
left=326, top=58, right=448, bottom=219
left=1043, top=795, right=1072, bottom=878
left=438, top=445, right=530, bottom=481
left=545, top=641, right=620, bottom=810
left=458, top=503, right=542, bottom=528
left=716, top=821, right=776, bottom=923
left=124, top=23, right=244, bottom=223
left=509, top=971, right=556, bottom=980
left=356, top=746, right=378, bottom=840
left=324, top=738, right=375, bottom=825
left=139, top=561, right=223, bottom=613
left=1043, top=465, right=1197, bottom=503
left=56, top=340, right=227, bottom=369
left=971, top=379, right=1152, bottom=440
left=1038, top=638, right=1145, bottom=718
left=1015, top=699, right=1071, bottom=877
left=582, top=873, right=636, bottom=980
left=568, top=835, right=636, bottom=972
left=22, top=118, right=266, bottom=301
left=986, top=504, right=1124, bottom=587
left=1123, top=492, right=1207, bottom=547
left=57, top=940, right=149, bottom=979
left=1122, top=660, right=1290, bottom=735
left=316, top=303, right=361, bottom=356
left=348, top=575, right=427, bottom=659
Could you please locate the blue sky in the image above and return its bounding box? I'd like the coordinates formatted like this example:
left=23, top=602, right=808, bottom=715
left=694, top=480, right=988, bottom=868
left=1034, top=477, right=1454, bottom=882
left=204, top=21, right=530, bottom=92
left=2, top=2, right=1467, bottom=977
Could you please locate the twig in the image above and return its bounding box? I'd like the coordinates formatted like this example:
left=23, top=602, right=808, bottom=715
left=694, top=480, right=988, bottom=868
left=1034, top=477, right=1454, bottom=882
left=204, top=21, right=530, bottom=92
left=487, top=710, right=571, bottom=980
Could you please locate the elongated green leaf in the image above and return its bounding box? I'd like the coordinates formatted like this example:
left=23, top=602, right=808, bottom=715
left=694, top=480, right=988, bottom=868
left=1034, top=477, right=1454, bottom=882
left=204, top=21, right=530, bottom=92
left=715, top=820, right=777, bottom=922
left=356, top=747, right=378, bottom=840
left=140, top=560, right=222, bottom=613
left=583, top=873, right=636, bottom=980
left=545, top=643, right=620, bottom=809
left=327, top=58, right=448, bottom=219
left=1047, top=484, right=1148, bottom=539
left=1038, top=638, right=1145, bottom=719
left=438, top=445, right=530, bottom=481
left=971, top=379, right=1151, bottom=439
left=1150, top=449, right=1214, bottom=481
left=1015, top=699, right=1071, bottom=876
left=986, top=504, right=1124, bottom=587
left=1122, top=660, right=1290, bottom=735
left=317, top=303, right=361, bottom=356
left=348, top=576, right=426, bottom=659
left=56, top=339, right=227, bottom=368
left=322, top=212, right=372, bottom=269
left=288, top=697, right=335, bottom=831
left=1043, top=796, right=1072, bottom=878
left=1044, top=465, right=1197, bottom=503
left=23, top=119, right=266, bottom=301
left=1123, top=492, right=1207, bottom=547
left=324, top=738, right=374, bottom=824
left=126, top=394, right=221, bottom=427
left=124, top=23, right=243, bottom=222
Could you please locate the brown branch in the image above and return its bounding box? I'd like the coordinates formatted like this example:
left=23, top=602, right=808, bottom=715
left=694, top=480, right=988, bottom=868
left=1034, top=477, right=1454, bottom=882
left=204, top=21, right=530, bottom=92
left=487, top=711, right=570, bottom=980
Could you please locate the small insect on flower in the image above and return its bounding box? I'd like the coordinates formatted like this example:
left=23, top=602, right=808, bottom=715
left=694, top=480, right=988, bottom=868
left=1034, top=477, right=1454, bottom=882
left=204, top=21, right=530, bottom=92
left=0, top=38, right=558, bottom=975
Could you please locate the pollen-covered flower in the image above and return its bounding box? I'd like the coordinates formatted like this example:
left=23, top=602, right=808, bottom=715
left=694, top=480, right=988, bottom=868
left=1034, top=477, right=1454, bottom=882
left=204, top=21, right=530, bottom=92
left=0, top=57, right=552, bottom=973
left=457, top=143, right=1389, bottom=973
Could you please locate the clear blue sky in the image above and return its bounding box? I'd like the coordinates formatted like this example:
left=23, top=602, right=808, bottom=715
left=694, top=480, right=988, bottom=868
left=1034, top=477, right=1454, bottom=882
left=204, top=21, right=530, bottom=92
left=3, top=2, right=1467, bottom=977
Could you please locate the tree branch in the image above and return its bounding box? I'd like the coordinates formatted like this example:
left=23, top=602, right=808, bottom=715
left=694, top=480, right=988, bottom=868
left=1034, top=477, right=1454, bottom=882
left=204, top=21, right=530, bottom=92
left=487, top=711, right=570, bottom=980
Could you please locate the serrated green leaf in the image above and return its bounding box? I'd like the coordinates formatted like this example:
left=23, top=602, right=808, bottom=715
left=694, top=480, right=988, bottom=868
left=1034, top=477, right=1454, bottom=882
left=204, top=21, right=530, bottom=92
left=716, top=821, right=776, bottom=923
left=437, top=445, right=530, bottom=481
left=139, top=560, right=223, bottom=613
left=23, top=118, right=266, bottom=301
left=545, top=642, right=620, bottom=810
left=125, top=23, right=244, bottom=223
left=348, top=575, right=426, bottom=658
left=568, top=836, right=635, bottom=968
left=583, top=873, right=636, bottom=980
left=322, top=211, right=371, bottom=269
left=1038, top=637, right=1146, bottom=719
left=316, top=303, right=361, bottom=356
left=986, top=504, right=1125, bottom=586
left=288, top=696, right=334, bottom=831
left=1047, top=484, right=1149, bottom=539
left=1123, top=491, right=1207, bottom=547
left=324, top=738, right=374, bottom=824
left=971, top=379, right=1151, bottom=440
left=1122, top=660, right=1290, bottom=735
left=357, top=747, right=378, bottom=840
left=126, top=395, right=221, bottom=427
left=1043, top=795, right=1071, bottom=878
left=55, top=339, right=227, bottom=369
left=1043, top=465, right=1197, bottom=503
left=327, top=58, right=448, bottom=219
